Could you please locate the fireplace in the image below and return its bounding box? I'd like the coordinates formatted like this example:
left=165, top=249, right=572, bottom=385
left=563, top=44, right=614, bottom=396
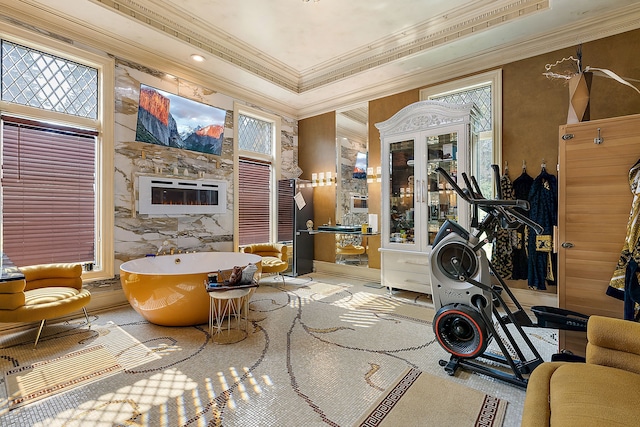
left=138, top=176, right=227, bottom=215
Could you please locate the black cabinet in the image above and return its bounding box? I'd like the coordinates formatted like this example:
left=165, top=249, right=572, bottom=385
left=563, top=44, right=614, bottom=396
left=278, top=179, right=314, bottom=276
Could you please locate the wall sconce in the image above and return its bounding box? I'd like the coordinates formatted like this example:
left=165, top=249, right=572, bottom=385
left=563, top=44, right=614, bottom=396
left=325, top=171, right=334, bottom=185
left=311, top=171, right=335, bottom=187
left=367, top=166, right=382, bottom=183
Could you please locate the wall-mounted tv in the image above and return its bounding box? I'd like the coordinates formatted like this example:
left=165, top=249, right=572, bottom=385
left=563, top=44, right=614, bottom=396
left=135, top=84, right=226, bottom=156
left=353, top=151, right=367, bottom=179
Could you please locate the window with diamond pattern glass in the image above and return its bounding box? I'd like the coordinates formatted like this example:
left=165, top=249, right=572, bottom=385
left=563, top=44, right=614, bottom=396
left=238, top=113, right=275, bottom=245
left=431, top=85, right=491, bottom=133
left=432, top=84, right=493, bottom=197
left=238, top=114, right=272, bottom=155
left=1, top=40, right=98, bottom=119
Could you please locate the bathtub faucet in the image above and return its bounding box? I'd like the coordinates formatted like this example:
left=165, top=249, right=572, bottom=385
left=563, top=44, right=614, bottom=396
left=156, top=240, right=170, bottom=256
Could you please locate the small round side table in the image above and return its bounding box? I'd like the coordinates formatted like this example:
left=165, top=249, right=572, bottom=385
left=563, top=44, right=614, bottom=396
left=208, top=287, right=252, bottom=344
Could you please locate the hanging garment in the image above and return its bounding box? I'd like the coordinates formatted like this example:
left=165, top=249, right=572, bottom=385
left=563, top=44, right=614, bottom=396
left=527, top=168, right=557, bottom=290
left=491, top=173, right=515, bottom=279
left=608, top=159, right=640, bottom=320
left=511, top=170, right=534, bottom=280
left=623, top=259, right=640, bottom=321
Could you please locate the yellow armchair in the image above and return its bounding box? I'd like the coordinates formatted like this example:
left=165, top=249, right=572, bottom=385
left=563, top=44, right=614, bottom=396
left=522, top=315, right=640, bottom=426
left=336, top=234, right=365, bottom=265
left=0, top=263, right=91, bottom=347
left=241, top=243, right=288, bottom=286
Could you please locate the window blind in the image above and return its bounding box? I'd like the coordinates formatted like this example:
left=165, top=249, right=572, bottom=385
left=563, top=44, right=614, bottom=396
left=1, top=118, right=96, bottom=266
left=238, top=159, right=270, bottom=246
left=277, top=179, right=294, bottom=242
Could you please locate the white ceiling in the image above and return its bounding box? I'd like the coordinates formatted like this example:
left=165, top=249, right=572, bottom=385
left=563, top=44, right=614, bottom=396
left=2, top=0, right=640, bottom=118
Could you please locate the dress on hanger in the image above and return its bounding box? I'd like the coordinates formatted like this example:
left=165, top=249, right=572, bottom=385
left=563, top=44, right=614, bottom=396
left=608, top=159, right=640, bottom=320
left=511, top=170, right=534, bottom=280
left=491, top=172, right=515, bottom=279
left=527, top=166, right=557, bottom=290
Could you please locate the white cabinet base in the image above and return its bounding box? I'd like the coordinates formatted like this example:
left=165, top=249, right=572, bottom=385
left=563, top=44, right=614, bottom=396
left=381, top=249, right=431, bottom=295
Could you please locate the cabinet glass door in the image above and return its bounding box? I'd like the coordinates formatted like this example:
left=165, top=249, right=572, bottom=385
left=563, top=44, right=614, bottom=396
left=388, top=140, right=415, bottom=245
left=426, top=132, right=458, bottom=245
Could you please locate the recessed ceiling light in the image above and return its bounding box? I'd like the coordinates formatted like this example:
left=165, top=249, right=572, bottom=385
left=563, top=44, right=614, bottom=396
left=190, top=54, right=205, bottom=62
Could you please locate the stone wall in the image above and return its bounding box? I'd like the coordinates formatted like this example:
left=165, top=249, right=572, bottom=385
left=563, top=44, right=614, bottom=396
left=113, top=60, right=298, bottom=268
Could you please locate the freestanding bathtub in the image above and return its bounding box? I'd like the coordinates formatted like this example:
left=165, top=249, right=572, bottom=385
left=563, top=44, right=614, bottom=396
left=119, top=252, right=262, bottom=326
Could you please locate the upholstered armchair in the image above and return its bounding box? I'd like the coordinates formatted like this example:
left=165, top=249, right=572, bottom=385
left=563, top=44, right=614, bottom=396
left=335, top=234, right=365, bottom=265
left=241, top=243, right=289, bottom=286
left=522, top=315, right=640, bottom=426
left=0, top=263, right=91, bottom=347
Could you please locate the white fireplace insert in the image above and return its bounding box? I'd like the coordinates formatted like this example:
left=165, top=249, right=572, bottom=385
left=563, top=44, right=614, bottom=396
left=138, top=175, right=227, bottom=215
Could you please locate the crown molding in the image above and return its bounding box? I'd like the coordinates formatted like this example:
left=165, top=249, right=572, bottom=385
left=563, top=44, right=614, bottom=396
left=2, top=0, right=640, bottom=120
left=0, top=1, right=302, bottom=118
left=90, top=0, right=550, bottom=93
left=92, top=0, right=301, bottom=92
left=299, top=0, right=550, bottom=92
left=295, top=2, right=640, bottom=119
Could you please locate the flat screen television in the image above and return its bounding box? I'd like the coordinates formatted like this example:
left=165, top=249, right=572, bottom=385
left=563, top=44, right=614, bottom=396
left=353, top=152, right=367, bottom=179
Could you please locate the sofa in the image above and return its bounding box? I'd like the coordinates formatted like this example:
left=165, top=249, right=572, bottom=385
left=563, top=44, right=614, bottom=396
left=0, top=263, right=91, bottom=347
left=521, top=315, right=640, bottom=426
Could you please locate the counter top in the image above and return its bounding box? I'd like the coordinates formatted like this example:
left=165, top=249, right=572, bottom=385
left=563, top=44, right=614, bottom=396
left=1, top=253, right=25, bottom=282
left=300, top=228, right=379, bottom=236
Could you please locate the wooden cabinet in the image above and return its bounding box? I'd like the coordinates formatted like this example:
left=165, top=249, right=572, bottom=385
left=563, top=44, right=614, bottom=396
left=375, top=101, right=478, bottom=294
left=558, top=114, right=639, bottom=354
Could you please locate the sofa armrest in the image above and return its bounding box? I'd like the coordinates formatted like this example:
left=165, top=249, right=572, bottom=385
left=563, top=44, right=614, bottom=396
left=586, top=315, right=640, bottom=375
left=521, top=362, right=566, bottom=427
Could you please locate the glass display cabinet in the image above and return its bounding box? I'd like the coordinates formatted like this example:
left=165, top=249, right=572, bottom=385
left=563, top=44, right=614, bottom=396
left=376, top=101, right=479, bottom=295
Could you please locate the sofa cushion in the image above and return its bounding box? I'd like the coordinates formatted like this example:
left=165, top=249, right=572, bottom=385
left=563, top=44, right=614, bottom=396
left=0, top=287, right=91, bottom=323
left=549, top=363, right=640, bottom=426
left=25, top=287, right=83, bottom=306
left=261, top=256, right=287, bottom=271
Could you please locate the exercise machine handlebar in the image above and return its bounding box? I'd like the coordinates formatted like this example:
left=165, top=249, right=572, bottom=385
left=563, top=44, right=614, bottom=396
left=435, top=166, right=544, bottom=235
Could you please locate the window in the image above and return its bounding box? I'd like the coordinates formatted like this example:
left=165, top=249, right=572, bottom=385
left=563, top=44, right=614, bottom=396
left=1, top=118, right=96, bottom=266
left=0, top=26, right=113, bottom=278
left=234, top=104, right=281, bottom=247
left=421, top=70, right=502, bottom=198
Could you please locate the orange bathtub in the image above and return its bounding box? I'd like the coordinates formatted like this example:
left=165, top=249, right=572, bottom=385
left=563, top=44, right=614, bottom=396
left=119, top=252, right=262, bottom=326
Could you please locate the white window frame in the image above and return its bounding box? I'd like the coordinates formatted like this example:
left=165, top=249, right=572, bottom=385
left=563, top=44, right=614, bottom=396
left=0, top=22, right=114, bottom=280
left=233, top=103, right=281, bottom=248
left=420, top=69, right=502, bottom=178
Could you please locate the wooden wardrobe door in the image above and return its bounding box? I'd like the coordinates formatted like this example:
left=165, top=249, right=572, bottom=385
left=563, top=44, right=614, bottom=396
left=558, top=114, right=640, bottom=354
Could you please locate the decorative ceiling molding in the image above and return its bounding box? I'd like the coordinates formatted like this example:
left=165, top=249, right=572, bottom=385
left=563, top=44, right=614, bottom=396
left=2, top=0, right=640, bottom=120
left=93, top=0, right=301, bottom=93
left=299, top=0, right=550, bottom=92
left=92, top=0, right=549, bottom=94
left=294, top=2, right=640, bottom=119
left=341, top=108, right=368, bottom=126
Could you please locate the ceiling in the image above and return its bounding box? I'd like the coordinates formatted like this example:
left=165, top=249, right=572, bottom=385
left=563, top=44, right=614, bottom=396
left=2, top=0, right=640, bottom=119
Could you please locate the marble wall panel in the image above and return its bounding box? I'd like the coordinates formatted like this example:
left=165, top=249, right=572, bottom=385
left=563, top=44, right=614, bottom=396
left=113, top=60, right=297, bottom=267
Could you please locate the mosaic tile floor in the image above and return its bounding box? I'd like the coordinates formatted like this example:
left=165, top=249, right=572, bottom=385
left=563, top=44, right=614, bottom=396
left=0, top=274, right=556, bottom=426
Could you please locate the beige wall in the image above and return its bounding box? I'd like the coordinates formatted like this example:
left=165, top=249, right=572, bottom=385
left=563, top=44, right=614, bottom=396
left=298, top=111, right=336, bottom=263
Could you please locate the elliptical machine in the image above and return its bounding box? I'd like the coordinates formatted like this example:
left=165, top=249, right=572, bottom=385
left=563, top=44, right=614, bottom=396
left=430, top=165, right=588, bottom=388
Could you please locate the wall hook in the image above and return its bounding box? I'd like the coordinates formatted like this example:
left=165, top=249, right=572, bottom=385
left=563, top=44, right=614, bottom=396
left=594, top=127, right=604, bottom=144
